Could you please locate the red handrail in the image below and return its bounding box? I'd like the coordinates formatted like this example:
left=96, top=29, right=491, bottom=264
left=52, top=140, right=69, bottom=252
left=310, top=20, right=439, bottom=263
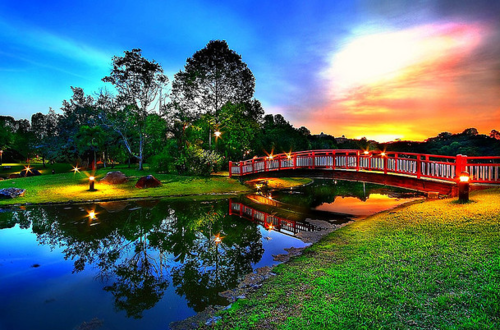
left=229, top=150, right=500, bottom=184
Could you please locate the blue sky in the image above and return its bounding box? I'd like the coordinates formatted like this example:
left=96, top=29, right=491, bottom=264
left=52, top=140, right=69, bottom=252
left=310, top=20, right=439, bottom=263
left=1, top=0, right=499, bottom=141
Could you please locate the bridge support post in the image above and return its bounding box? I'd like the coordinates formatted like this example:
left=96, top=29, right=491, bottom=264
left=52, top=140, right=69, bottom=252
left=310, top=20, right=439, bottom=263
left=455, top=154, right=467, bottom=179
left=229, top=161, right=233, bottom=178
left=356, top=151, right=360, bottom=171
left=417, top=156, right=421, bottom=179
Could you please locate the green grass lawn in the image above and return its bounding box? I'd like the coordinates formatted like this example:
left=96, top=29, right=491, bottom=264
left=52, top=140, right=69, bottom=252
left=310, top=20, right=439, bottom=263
left=0, top=163, right=311, bottom=206
left=214, top=188, right=500, bottom=329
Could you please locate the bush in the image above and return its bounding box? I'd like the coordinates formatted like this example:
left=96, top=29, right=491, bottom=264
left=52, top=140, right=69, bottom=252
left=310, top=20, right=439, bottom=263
left=150, top=141, right=177, bottom=173
left=177, top=145, right=222, bottom=176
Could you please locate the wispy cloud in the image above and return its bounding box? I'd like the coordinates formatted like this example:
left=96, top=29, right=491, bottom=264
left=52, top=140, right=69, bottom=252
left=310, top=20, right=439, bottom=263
left=0, top=17, right=111, bottom=73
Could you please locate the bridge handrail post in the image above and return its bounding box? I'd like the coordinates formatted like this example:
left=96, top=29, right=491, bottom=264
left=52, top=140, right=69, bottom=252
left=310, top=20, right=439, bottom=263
left=356, top=151, right=360, bottom=171
left=417, top=155, right=421, bottom=179
left=278, top=155, right=282, bottom=171
left=252, top=159, right=255, bottom=174
left=332, top=151, right=336, bottom=169
left=264, top=157, right=268, bottom=172
left=229, top=161, right=233, bottom=178
left=394, top=153, right=399, bottom=172
left=455, top=154, right=467, bottom=179
left=293, top=153, right=297, bottom=169
left=312, top=151, right=316, bottom=169
left=240, top=162, right=243, bottom=176
left=383, top=154, right=388, bottom=174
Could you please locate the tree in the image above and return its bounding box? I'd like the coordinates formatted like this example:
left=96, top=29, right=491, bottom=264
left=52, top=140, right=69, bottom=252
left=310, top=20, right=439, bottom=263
left=170, top=40, right=256, bottom=147
left=102, top=49, right=168, bottom=170
left=30, top=109, right=61, bottom=167
left=0, top=116, right=15, bottom=164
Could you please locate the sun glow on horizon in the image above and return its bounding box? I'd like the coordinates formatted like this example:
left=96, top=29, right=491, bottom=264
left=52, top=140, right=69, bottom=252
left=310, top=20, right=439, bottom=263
left=312, top=21, right=490, bottom=141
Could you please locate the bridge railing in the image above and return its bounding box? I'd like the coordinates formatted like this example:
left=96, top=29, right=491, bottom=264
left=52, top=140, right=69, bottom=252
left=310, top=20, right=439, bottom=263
left=229, top=199, right=318, bottom=235
left=229, top=150, right=500, bottom=184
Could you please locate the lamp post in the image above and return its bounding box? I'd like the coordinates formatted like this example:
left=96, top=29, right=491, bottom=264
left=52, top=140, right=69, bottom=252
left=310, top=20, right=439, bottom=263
left=0, top=150, right=3, bottom=165
left=89, top=176, right=96, bottom=191
left=458, top=171, right=470, bottom=203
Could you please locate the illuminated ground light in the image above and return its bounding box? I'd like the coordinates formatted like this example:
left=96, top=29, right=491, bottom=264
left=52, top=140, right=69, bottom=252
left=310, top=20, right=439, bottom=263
left=89, top=176, right=96, bottom=191
left=72, top=166, right=80, bottom=173
left=458, top=171, right=470, bottom=203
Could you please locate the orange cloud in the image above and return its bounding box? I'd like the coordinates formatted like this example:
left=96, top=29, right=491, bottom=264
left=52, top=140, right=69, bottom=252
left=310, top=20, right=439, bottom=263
left=308, top=21, right=499, bottom=142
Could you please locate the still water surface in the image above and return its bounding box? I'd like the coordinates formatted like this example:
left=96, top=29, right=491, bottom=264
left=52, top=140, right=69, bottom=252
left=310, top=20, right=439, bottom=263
left=0, top=180, right=421, bottom=330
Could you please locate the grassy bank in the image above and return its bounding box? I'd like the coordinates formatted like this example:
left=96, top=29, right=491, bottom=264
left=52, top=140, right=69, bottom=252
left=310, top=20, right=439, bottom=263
left=214, top=188, right=500, bottom=329
left=0, top=164, right=311, bottom=206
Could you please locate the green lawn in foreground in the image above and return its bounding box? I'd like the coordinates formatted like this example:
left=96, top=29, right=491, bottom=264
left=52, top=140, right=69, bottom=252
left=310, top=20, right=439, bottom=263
left=214, top=188, right=500, bottom=329
left=0, top=163, right=312, bottom=205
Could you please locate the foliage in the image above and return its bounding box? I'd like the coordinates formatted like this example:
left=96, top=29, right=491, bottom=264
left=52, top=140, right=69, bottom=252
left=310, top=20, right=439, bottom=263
left=253, top=114, right=311, bottom=155
left=171, top=40, right=255, bottom=118
left=102, top=49, right=169, bottom=170
left=149, top=140, right=178, bottom=173
left=176, top=145, right=223, bottom=176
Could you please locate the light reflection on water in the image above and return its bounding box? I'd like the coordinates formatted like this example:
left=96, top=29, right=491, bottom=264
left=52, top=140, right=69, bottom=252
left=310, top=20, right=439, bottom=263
left=0, top=180, right=421, bottom=330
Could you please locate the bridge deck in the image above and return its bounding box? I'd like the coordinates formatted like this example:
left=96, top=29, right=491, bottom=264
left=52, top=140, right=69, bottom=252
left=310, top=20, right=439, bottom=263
left=229, top=150, right=500, bottom=195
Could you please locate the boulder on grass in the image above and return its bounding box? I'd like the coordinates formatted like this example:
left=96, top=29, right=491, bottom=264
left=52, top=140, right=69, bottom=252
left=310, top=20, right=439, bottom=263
left=20, top=168, right=42, bottom=177
left=8, top=174, right=21, bottom=179
left=0, top=188, right=26, bottom=199
left=135, top=175, right=162, bottom=189
left=100, top=171, right=128, bottom=185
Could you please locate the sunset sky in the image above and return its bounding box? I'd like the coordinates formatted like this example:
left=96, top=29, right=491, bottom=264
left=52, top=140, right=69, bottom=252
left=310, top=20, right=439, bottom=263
left=1, top=0, right=499, bottom=142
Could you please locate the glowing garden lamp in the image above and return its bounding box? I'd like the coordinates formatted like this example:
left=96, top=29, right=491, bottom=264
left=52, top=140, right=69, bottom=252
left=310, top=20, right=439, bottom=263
left=89, top=176, right=96, bottom=191
left=380, top=152, right=386, bottom=157
left=458, top=171, right=470, bottom=203
left=214, top=233, right=223, bottom=245
left=72, top=166, right=80, bottom=173
left=363, top=150, right=370, bottom=155
left=214, top=130, right=221, bottom=139
left=88, top=210, right=96, bottom=220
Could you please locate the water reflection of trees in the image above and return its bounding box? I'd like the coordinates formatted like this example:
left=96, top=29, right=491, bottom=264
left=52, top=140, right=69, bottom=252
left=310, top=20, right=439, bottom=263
left=0, top=199, right=265, bottom=316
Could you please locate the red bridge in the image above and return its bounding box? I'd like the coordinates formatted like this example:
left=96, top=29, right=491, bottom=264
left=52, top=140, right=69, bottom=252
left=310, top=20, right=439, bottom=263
left=229, top=150, right=500, bottom=196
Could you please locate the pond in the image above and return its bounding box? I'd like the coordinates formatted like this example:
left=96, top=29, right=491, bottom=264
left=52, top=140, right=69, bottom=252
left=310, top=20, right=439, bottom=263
left=0, top=180, right=422, bottom=330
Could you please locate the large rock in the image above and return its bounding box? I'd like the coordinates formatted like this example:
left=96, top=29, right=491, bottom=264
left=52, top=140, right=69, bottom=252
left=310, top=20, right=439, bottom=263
left=135, top=175, right=162, bottom=189
left=19, top=168, right=42, bottom=177
left=0, top=188, right=26, bottom=199
left=8, top=174, right=21, bottom=179
left=100, top=171, right=128, bottom=184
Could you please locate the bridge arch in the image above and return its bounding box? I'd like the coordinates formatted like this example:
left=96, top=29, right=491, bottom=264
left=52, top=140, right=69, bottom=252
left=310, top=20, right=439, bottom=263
left=229, top=150, right=500, bottom=196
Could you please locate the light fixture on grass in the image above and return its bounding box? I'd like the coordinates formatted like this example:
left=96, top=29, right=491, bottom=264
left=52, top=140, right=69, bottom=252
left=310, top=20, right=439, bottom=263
left=458, top=171, right=470, bottom=203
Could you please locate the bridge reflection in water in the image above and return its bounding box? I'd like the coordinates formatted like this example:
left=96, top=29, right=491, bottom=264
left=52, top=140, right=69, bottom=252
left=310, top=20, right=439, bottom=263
left=229, top=198, right=319, bottom=237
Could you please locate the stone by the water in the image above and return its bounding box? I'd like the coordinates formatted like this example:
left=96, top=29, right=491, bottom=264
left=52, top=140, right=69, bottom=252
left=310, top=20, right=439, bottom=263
left=0, top=188, right=26, bottom=199
left=99, top=171, right=128, bottom=184
left=135, top=175, right=162, bottom=189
